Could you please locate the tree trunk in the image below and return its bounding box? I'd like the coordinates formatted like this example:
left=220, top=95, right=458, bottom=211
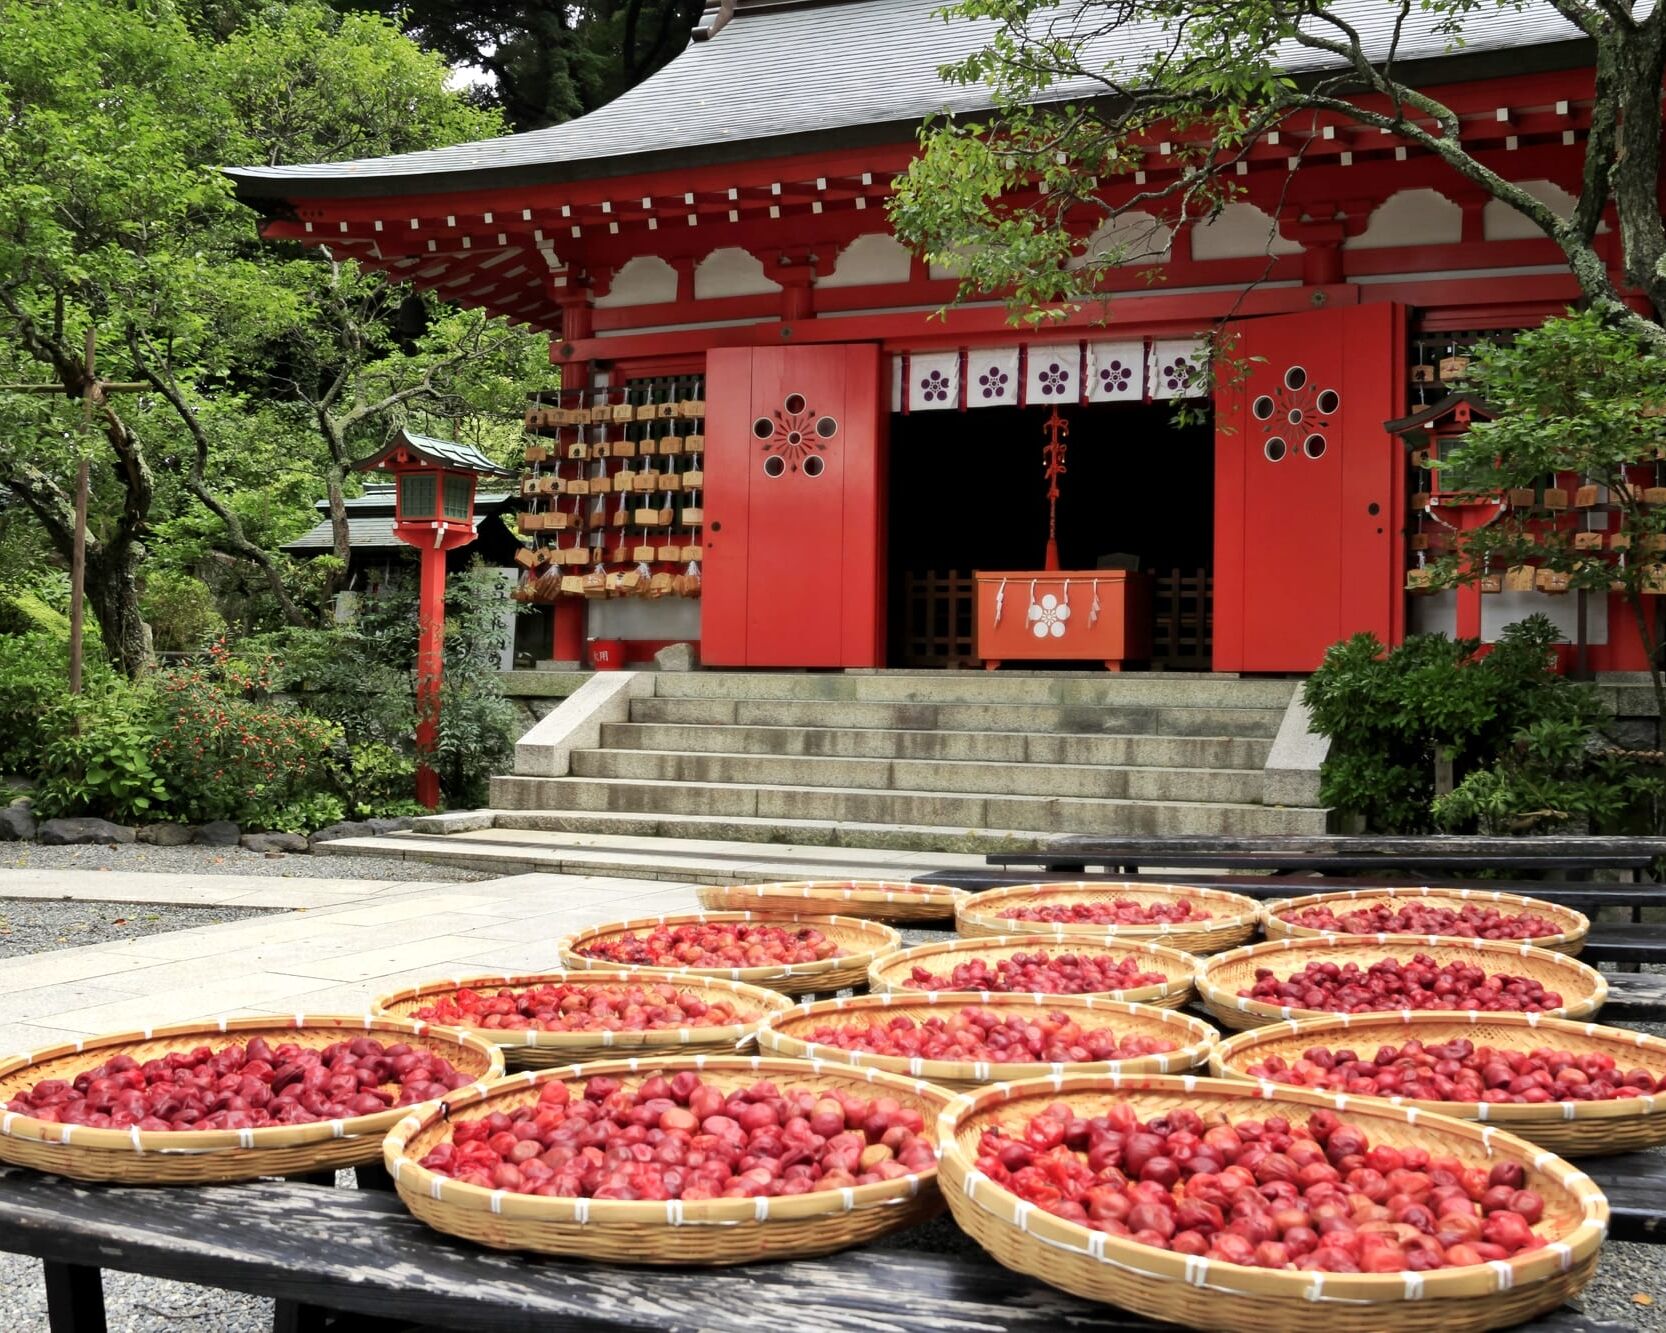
left=84, top=539, right=150, bottom=679
left=322, top=465, right=352, bottom=608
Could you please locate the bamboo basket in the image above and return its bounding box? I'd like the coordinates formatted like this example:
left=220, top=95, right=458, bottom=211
left=956, top=882, right=1259, bottom=954
left=0, top=1015, right=502, bottom=1184
left=867, top=935, right=1199, bottom=1010
left=757, top=994, right=1216, bottom=1091
left=696, top=879, right=969, bottom=925
left=558, top=911, right=901, bottom=996
left=1208, top=1011, right=1666, bottom=1156
left=1263, top=887, right=1589, bottom=956
left=385, top=1055, right=951, bottom=1264
left=371, top=971, right=794, bottom=1069
left=938, top=1073, right=1607, bottom=1333
left=1194, top=936, right=1609, bottom=1032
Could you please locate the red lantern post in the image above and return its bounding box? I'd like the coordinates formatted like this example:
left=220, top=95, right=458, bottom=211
left=352, top=431, right=514, bottom=809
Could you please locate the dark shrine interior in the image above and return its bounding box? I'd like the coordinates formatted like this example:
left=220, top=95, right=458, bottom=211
left=886, top=400, right=1214, bottom=581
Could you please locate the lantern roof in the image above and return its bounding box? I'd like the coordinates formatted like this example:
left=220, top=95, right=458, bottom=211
left=350, top=429, right=515, bottom=478
left=1385, top=391, right=1498, bottom=442
left=224, top=0, right=1583, bottom=205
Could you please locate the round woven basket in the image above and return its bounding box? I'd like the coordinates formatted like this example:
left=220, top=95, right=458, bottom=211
left=956, top=882, right=1259, bottom=954
left=558, top=911, right=901, bottom=996
left=385, top=1055, right=952, bottom=1264
left=757, top=993, right=1217, bottom=1091
left=867, top=935, right=1199, bottom=1010
left=696, top=879, right=969, bottom=925
left=1194, top=936, right=1609, bottom=1032
left=1263, top=887, right=1590, bottom=956
left=0, top=1015, right=502, bottom=1184
left=1208, top=1011, right=1666, bottom=1157
left=371, top=971, right=794, bottom=1069
left=938, top=1073, right=1607, bottom=1333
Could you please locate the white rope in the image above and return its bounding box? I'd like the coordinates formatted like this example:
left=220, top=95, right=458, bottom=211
left=1090, top=578, right=1101, bottom=626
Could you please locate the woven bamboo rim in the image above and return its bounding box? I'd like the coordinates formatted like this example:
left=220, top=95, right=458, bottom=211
left=558, top=910, right=902, bottom=996
left=0, top=1015, right=503, bottom=1184
left=957, top=882, right=1260, bottom=954
left=938, top=1073, right=1607, bottom=1332
left=757, top=993, right=1217, bottom=1090
left=1194, top=936, right=1609, bottom=1032
left=1208, top=1011, right=1666, bottom=1157
left=371, top=971, right=795, bottom=1069
left=1264, top=887, right=1590, bottom=956
left=696, top=879, right=969, bottom=924
left=385, top=1054, right=952, bottom=1264
left=868, top=935, right=1200, bottom=1010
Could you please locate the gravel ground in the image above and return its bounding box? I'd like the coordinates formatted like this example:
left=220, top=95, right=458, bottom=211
left=0, top=898, right=282, bottom=959
left=1, top=841, right=487, bottom=882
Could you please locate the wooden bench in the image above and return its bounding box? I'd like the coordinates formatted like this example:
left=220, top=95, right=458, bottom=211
left=0, top=1163, right=1652, bottom=1333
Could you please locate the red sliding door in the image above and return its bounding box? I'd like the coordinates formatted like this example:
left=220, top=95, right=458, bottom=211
left=1213, top=303, right=1406, bottom=672
left=702, top=344, right=886, bottom=667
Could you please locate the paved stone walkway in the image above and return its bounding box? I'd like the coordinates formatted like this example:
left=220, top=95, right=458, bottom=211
left=0, top=869, right=701, bottom=1057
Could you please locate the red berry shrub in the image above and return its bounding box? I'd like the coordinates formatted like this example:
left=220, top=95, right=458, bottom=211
left=904, top=951, right=1167, bottom=995
left=1283, top=903, right=1563, bottom=941
left=1238, top=955, right=1563, bottom=1014
left=801, top=1006, right=1178, bottom=1063
left=1245, top=1038, right=1664, bottom=1104
left=4, top=1037, right=472, bottom=1131
left=418, top=1072, right=936, bottom=1199
left=413, top=982, right=743, bottom=1032
left=578, top=923, right=841, bottom=969
left=975, top=1101, right=1549, bottom=1271
left=998, top=899, right=1212, bottom=926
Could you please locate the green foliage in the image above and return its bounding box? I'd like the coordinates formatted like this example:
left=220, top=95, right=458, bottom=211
left=141, top=571, right=227, bottom=653
left=150, top=642, right=340, bottom=828
left=32, top=690, right=170, bottom=822
left=0, top=633, right=110, bottom=774
left=1304, top=616, right=1615, bottom=833
left=259, top=790, right=348, bottom=835
left=328, top=741, right=423, bottom=819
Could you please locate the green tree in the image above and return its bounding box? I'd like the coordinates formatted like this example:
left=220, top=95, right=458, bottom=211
left=1428, top=312, right=1666, bottom=723
left=0, top=0, right=542, bottom=673
left=340, top=0, right=705, bottom=132
left=890, top=0, right=1666, bottom=351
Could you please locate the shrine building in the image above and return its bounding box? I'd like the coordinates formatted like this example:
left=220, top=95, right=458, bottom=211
left=225, top=0, right=1633, bottom=674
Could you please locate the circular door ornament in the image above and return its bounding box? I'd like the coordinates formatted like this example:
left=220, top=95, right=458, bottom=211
left=1255, top=364, right=1340, bottom=461
left=757, top=393, right=835, bottom=475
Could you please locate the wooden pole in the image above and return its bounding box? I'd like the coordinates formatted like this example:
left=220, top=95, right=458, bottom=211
left=68, top=328, right=94, bottom=694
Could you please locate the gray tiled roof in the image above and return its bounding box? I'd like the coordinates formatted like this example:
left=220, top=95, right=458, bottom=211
left=224, top=0, right=1583, bottom=198
left=282, top=514, right=492, bottom=553
left=350, top=430, right=516, bottom=477
left=313, top=485, right=514, bottom=516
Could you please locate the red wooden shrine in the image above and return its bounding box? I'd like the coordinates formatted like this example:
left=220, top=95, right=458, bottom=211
left=224, top=0, right=1656, bottom=673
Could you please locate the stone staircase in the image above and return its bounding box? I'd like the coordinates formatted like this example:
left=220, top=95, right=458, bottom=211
left=484, top=672, right=1327, bottom=852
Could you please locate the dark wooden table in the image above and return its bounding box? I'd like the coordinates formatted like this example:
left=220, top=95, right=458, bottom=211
left=989, top=834, right=1666, bottom=879
left=0, top=1163, right=1652, bottom=1333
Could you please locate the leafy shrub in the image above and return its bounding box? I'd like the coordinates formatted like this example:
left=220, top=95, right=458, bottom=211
left=151, top=641, right=340, bottom=828
left=328, top=741, right=424, bottom=819
left=32, top=689, right=169, bottom=821
left=1304, top=616, right=1614, bottom=833
left=0, top=633, right=75, bottom=773
left=141, top=570, right=227, bottom=653
left=260, top=791, right=347, bottom=835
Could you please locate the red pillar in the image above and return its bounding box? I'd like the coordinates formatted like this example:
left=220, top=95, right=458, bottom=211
left=552, top=598, right=585, bottom=664
left=415, top=541, right=446, bottom=810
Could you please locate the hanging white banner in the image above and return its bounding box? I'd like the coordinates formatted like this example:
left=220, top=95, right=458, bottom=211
left=907, top=349, right=961, bottom=411
left=1148, top=338, right=1210, bottom=399
left=889, top=356, right=904, bottom=413
left=1024, top=344, right=1080, bottom=406
left=1085, top=341, right=1145, bottom=402
left=965, top=347, right=1020, bottom=408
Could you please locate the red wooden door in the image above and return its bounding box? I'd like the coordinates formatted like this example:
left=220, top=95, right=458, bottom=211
left=1213, top=304, right=1405, bottom=672
left=703, top=344, right=885, bottom=667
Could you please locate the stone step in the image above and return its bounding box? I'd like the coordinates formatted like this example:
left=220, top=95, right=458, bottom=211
left=568, top=747, right=1265, bottom=804
left=648, top=672, right=1295, bottom=708
left=313, top=830, right=983, bottom=884
left=489, top=775, right=1330, bottom=837
left=490, top=808, right=1055, bottom=854
left=598, top=721, right=1272, bottom=769
left=628, top=697, right=1286, bottom=738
